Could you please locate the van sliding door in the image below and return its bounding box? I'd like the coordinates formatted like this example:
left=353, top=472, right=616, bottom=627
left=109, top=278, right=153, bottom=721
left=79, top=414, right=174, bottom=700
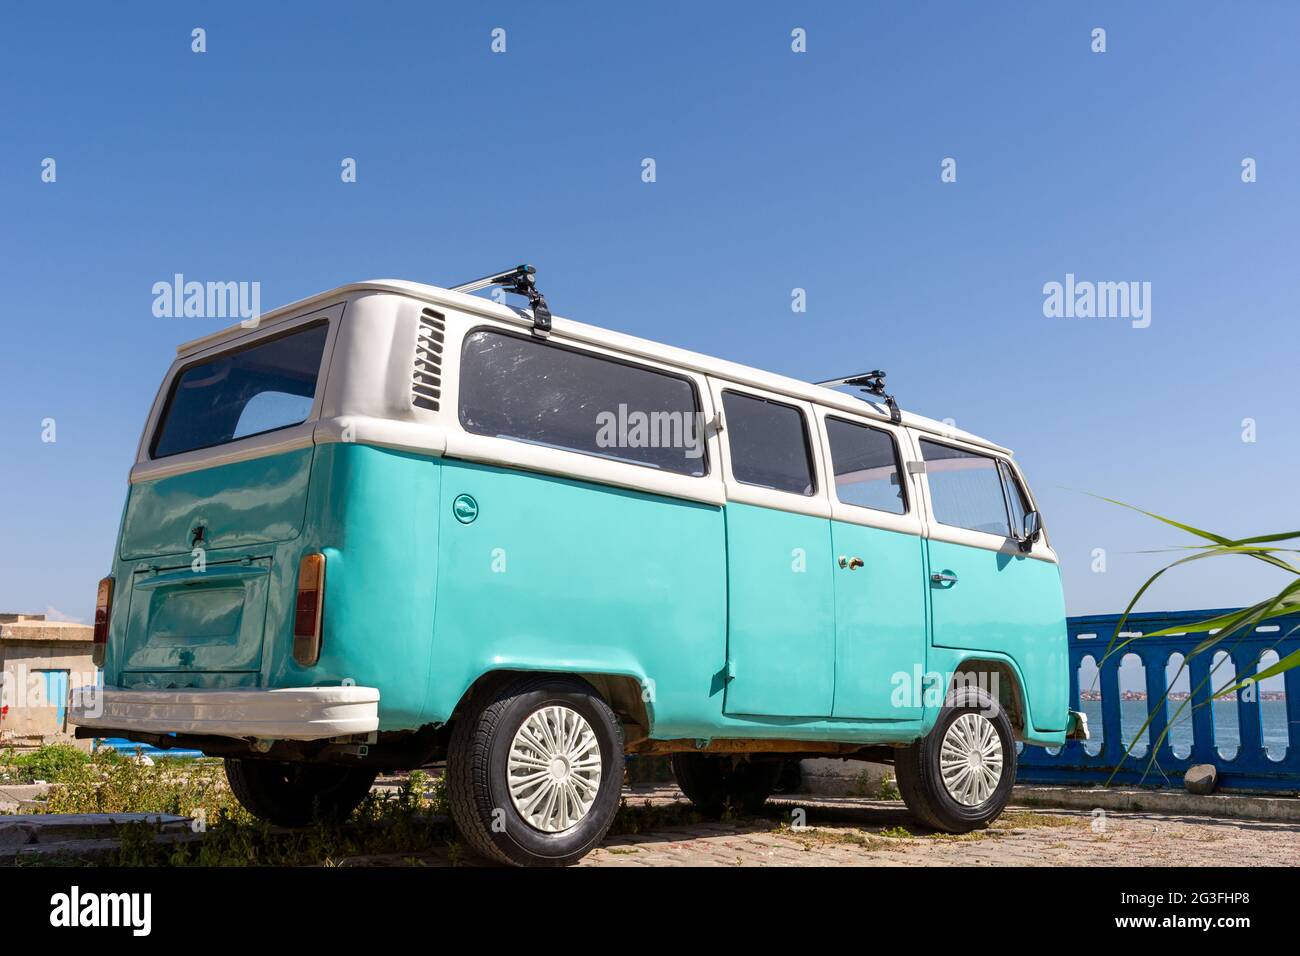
left=715, top=385, right=835, bottom=719
left=819, top=414, right=927, bottom=720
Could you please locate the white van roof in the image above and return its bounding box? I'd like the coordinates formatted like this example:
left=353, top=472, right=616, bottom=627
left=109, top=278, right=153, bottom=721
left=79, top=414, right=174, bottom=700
left=176, top=279, right=1011, bottom=455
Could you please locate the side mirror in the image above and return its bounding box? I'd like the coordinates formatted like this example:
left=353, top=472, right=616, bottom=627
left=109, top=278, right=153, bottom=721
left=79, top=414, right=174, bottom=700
left=1018, top=510, right=1043, bottom=552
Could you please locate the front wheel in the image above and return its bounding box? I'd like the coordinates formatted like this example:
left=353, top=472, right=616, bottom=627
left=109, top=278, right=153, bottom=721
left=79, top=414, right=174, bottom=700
left=894, top=688, right=1016, bottom=833
left=446, top=675, right=625, bottom=866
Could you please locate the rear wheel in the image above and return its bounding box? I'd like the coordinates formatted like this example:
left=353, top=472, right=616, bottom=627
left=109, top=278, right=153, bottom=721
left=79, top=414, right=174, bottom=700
left=894, top=688, right=1016, bottom=833
left=446, top=675, right=625, bottom=867
left=224, top=758, right=377, bottom=827
left=670, top=753, right=781, bottom=816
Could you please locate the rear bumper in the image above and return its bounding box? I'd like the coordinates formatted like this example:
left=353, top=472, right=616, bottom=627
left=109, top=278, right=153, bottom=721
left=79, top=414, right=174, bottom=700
left=1065, top=709, right=1090, bottom=741
left=69, top=685, right=380, bottom=741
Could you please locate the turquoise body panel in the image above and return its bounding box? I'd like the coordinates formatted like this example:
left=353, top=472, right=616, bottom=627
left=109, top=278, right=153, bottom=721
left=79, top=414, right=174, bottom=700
left=105, top=443, right=1069, bottom=747
left=427, top=459, right=727, bottom=735
left=830, top=520, right=928, bottom=721
left=926, top=539, right=1069, bottom=733
left=722, top=503, right=834, bottom=717
left=120, top=447, right=315, bottom=559
left=288, top=442, right=442, bottom=729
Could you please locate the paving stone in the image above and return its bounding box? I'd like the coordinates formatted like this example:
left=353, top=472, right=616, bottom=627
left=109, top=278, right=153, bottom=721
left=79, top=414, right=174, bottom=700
left=13, top=781, right=1298, bottom=867
left=578, top=789, right=1300, bottom=868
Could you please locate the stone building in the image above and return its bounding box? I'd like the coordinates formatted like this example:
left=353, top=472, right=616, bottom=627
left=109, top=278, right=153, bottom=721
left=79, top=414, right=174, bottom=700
left=0, top=614, right=96, bottom=752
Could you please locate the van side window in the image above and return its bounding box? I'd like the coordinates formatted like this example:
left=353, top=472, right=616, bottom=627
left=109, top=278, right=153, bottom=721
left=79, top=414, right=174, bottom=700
left=825, top=416, right=906, bottom=515
left=722, top=391, right=816, bottom=496
left=919, top=440, right=1010, bottom=536
left=998, top=459, right=1031, bottom=535
left=459, top=329, right=707, bottom=477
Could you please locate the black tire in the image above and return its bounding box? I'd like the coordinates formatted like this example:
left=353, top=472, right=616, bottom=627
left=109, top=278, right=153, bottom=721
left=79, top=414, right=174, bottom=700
left=446, top=675, right=625, bottom=867
left=670, top=753, right=781, bottom=816
left=772, top=758, right=803, bottom=795
left=224, top=758, right=377, bottom=827
left=894, top=687, right=1017, bottom=833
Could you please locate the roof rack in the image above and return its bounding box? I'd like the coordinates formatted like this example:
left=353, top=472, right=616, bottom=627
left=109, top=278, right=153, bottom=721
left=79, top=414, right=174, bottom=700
left=815, top=370, right=901, bottom=424
left=449, top=264, right=552, bottom=337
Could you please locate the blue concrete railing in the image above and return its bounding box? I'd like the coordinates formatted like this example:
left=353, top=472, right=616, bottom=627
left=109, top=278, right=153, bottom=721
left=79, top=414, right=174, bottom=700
left=1017, top=608, right=1300, bottom=791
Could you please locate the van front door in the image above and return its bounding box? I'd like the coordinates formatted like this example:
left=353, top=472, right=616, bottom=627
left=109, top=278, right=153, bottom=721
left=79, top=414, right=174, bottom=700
left=716, top=386, right=835, bottom=718
left=919, top=440, right=1069, bottom=733
left=820, top=414, right=928, bottom=720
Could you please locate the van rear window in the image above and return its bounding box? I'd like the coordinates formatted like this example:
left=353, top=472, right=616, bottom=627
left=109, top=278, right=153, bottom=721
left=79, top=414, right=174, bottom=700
left=150, top=322, right=328, bottom=459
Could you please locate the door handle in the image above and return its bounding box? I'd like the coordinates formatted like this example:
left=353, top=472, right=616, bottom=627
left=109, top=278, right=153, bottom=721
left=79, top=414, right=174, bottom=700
left=930, top=571, right=958, bottom=587
left=838, top=556, right=864, bottom=571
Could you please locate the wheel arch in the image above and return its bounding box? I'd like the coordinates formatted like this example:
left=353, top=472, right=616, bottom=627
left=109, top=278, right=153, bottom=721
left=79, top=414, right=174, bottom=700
left=945, top=656, right=1031, bottom=740
left=449, top=666, right=654, bottom=746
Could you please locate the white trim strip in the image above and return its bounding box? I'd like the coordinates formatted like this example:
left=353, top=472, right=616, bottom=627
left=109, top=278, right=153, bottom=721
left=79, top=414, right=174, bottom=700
left=443, top=430, right=726, bottom=507
left=130, top=424, right=316, bottom=484
left=315, top=416, right=448, bottom=457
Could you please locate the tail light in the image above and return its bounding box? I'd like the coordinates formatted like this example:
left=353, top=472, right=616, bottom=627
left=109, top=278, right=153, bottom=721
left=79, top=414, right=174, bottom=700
left=294, top=553, right=326, bottom=666
left=93, top=576, right=113, bottom=668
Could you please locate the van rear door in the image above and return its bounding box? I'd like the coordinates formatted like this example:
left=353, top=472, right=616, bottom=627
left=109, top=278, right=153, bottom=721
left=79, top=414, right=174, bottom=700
left=114, top=315, right=334, bottom=680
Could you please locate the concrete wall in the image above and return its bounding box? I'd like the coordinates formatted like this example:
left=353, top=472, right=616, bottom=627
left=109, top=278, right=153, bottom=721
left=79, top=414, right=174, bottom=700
left=0, top=614, right=96, bottom=752
left=797, top=758, right=894, bottom=797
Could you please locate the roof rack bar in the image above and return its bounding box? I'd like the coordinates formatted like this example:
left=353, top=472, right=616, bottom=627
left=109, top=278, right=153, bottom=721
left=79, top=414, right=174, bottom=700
left=449, top=265, right=528, bottom=295
left=449, top=264, right=552, bottom=337
left=816, top=370, right=902, bottom=424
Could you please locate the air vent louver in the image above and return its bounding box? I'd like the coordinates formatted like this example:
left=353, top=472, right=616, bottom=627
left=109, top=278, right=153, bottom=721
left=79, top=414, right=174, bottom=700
left=412, top=308, right=445, bottom=411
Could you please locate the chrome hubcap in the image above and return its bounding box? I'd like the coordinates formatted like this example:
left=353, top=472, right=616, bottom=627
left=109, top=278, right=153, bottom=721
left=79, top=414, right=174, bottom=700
left=939, top=713, right=1004, bottom=807
left=507, top=704, right=602, bottom=833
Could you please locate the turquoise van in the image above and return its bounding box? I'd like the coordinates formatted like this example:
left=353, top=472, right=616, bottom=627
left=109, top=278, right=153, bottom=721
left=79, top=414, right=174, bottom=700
left=73, top=270, right=1085, bottom=866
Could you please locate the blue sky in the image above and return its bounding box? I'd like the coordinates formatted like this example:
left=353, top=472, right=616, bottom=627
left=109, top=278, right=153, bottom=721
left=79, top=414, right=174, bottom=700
left=2, top=1, right=1298, bottom=626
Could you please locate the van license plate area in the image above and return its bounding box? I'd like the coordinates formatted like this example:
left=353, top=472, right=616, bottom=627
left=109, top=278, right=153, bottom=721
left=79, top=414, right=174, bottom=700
left=122, top=558, right=272, bottom=673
